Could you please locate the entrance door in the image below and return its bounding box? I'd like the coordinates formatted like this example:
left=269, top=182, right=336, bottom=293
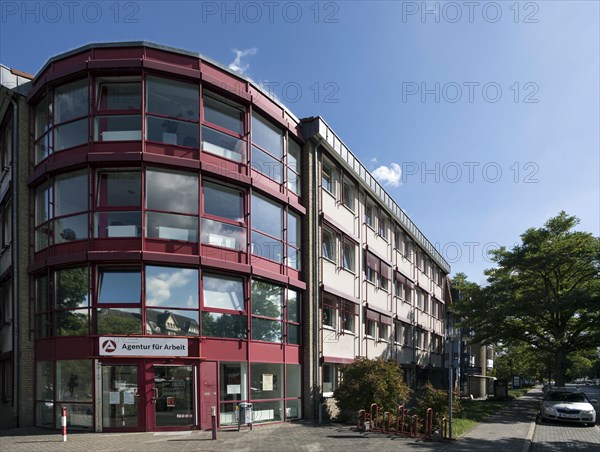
left=152, top=365, right=195, bottom=428
left=101, top=364, right=142, bottom=431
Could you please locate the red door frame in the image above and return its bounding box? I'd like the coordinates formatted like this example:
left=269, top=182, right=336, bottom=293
left=98, top=358, right=146, bottom=433
left=99, top=358, right=200, bottom=432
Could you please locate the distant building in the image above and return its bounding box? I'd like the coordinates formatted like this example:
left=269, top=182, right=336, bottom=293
left=0, top=42, right=450, bottom=432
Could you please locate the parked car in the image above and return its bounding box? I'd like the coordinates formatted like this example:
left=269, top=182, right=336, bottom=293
left=539, top=387, right=597, bottom=427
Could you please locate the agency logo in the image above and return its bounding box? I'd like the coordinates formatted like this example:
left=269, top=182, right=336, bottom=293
left=101, top=339, right=117, bottom=353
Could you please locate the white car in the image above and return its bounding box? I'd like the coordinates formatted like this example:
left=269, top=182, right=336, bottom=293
left=540, top=387, right=597, bottom=426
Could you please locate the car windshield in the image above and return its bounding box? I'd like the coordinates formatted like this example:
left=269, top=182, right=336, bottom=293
left=546, top=392, right=586, bottom=402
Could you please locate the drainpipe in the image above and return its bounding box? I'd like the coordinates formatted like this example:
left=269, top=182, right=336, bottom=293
left=8, top=94, right=19, bottom=426
left=312, top=137, right=323, bottom=424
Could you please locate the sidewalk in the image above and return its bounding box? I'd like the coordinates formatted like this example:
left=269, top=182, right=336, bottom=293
left=442, top=387, right=542, bottom=452
left=0, top=389, right=543, bottom=452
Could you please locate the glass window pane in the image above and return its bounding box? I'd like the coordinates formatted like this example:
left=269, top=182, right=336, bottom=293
left=55, top=79, right=88, bottom=123
left=56, top=268, right=88, bottom=309
left=35, top=95, right=51, bottom=139
left=202, top=312, right=247, bottom=338
left=204, top=95, right=244, bottom=135
left=56, top=309, right=89, bottom=336
left=251, top=281, right=282, bottom=318
left=56, top=360, right=92, bottom=402
left=201, top=126, right=244, bottom=161
left=204, top=182, right=243, bottom=221
left=98, top=270, right=141, bottom=304
left=55, top=119, right=88, bottom=151
left=36, top=361, right=54, bottom=400
left=95, top=211, right=141, bottom=238
left=55, top=403, right=92, bottom=430
left=250, top=363, right=283, bottom=399
left=219, top=362, right=248, bottom=401
left=35, top=183, right=52, bottom=225
left=287, top=290, right=299, bottom=323
left=146, top=168, right=198, bottom=214
left=95, top=115, right=141, bottom=141
left=251, top=231, right=283, bottom=263
left=96, top=308, right=141, bottom=334
left=55, top=171, right=88, bottom=216
left=97, top=171, right=140, bottom=208
left=97, top=81, right=141, bottom=110
left=36, top=313, right=51, bottom=338
left=55, top=214, right=88, bottom=243
left=145, top=212, right=198, bottom=241
left=251, top=194, right=282, bottom=238
left=287, top=168, right=300, bottom=195
left=202, top=274, right=244, bottom=311
left=146, top=308, right=199, bottom=336
left=36, top=401, right=54, bottom=427
left=288, top=140, right=300, bottom=173
left=201, top=218, right=245, bottom=250
left=286, top=364, right=301, bottom=397
left=287, top=212, right=299, bottom=247
left=36, top=274, right=50, bottom=313
left=287, top=245, right=300, bottom=270
left=251, top=146, right=283, bottom=182
left=145, top=266, right=198, bottom=308
left=252, top=113, right=283, bottom=158
left=146, top=76, right=199, bottom=120
left=251, top=318, right=282, bottom=342
left=287, top=324, right=300, bottom=345
left=146, top=116, right=199, bottom=148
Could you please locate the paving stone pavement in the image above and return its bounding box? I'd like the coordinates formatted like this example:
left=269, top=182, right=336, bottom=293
left=0, top=388, right=554, bottom=452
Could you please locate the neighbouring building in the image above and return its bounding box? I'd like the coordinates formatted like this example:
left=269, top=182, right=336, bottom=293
left=0, top=42, right=450, bottom=432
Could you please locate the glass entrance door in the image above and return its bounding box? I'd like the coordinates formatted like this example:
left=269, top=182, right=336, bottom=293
left=153, top=365, right=194, bottom=427
left=101, top=364, right=140, bottom=430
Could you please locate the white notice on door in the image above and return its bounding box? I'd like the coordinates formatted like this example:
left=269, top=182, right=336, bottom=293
left=109, top=391, right=120, bottom=404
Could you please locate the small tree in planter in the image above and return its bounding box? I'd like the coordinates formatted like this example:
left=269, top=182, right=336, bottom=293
left=333, top=357, right=411, bottom=422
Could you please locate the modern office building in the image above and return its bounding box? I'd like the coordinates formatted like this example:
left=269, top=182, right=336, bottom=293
left=0, top=42, right=450, bottom=432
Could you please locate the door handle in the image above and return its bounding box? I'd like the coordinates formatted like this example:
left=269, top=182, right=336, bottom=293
left=152, top=387, right=159, bottom=402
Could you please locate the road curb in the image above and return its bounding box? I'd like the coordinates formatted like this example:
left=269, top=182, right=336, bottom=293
left=521, top=419, right=537, bottom=452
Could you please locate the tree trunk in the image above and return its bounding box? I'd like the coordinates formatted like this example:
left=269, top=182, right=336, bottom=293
left=555, top=349, right=567, bottom=387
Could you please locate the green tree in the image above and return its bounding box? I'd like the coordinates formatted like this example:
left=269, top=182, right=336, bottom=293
left=454, top=212, right=600, bottom=387
left=494, top=343, right=549, bottom=382
left=333, top=357, right=411, bottom=418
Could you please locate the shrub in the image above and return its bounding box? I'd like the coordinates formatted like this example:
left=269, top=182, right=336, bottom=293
left=416, top=382, right=462, bottom=421
left=333, top=357, right=411, bottom=420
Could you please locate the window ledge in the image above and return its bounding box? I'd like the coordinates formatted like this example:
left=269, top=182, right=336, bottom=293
left=323, top=325, right=336, bottom=332
left=341, top=330, right=355, bottom=336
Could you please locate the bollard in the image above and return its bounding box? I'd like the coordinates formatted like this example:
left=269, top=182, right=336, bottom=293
left=211, top=406, right=217, bottom=440
left=61, top=406, right=67, bottom=442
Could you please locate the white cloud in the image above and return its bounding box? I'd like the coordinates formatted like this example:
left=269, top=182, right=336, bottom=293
left=372, top=163, right=402, bottom=187
left=147, top=269, right=195, bottom=307
left=228, top=48, right=257, bottom=74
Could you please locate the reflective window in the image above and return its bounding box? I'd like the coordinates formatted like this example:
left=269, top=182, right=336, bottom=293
left=201, top=126, right=244, bottom=161
left=97, top=80, right=141, bottom=111
left=146, top=309, right=199, bottom=336
left=96, top=308, right=142, bottom=335
left=54, top=171, right=88, bottom=244
left=55, top=80, right=88, bottom=123
left=287, top=139, right=301, bottom=195
left=146, top=168, right=198, bottom=214
left=146, top=76, right=199, bottom=148
left=145, top=266, right=198, bottom=308
left=203, top=182, right=243, bottom=221
left=56, top=360, right=92, bottom=402
left=343, top=241, right=355, bottom=272
left=146, top=168, right=198, bottom=241
left=202, top=312, right=247, bottom=338
left=98, top=270, right=141, bottom=304
left=56, top=268, right=89, bottom=309
left=252, top=113, right=283, bottom=158
left=322, top=228, right=336, bottom=262
left=203, top=94, right=244, bottom=135
left=250, top=363, right=283, bottom=399
left=342, top=179, right=355, bottom=211
left=251, top=194, right=282, bottom=239
left=252, top=280, right=282, bottom=319
left=202, top=274, right=244, bottom=311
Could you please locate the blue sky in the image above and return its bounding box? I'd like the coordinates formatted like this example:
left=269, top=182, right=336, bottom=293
left=1, top=1, right=598, bottom=283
